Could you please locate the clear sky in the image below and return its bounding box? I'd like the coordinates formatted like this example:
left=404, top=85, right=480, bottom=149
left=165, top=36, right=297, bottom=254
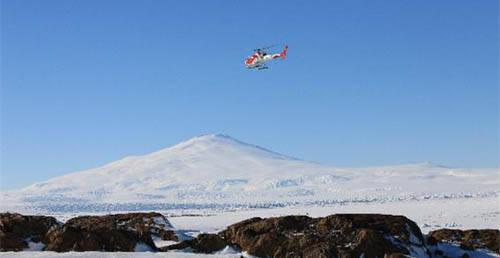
left=1, top=0, right=498, bottom=189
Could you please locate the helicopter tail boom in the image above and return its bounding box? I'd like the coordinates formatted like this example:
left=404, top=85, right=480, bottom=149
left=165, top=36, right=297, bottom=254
left=270, top=45, right=288, bottom=60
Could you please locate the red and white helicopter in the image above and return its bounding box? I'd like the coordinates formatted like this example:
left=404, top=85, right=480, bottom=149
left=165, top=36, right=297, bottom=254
left=244, top=45, right=288, bottom=70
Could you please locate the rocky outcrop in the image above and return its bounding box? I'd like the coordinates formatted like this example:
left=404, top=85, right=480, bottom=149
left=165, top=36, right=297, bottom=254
left=167, top=214, right=430, bottom=258
left=427, top=228, right=500, bottom=254
left=0, top=213, right=60, bottom=251
left=44, top=212, right=176, bottom=252
left=2, top=212, right=498, bottom=257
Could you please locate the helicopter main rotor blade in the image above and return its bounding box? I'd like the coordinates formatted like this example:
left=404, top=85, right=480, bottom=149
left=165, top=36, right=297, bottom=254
left=253, top=44, right=278, bottom=52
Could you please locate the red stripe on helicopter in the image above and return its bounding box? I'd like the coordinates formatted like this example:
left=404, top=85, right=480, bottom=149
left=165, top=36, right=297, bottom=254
left=245, top=54, right=258, bottom=65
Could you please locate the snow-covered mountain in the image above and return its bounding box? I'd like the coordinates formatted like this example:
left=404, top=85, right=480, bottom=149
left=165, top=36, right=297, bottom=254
left=2, top=134, right=499, bottom=213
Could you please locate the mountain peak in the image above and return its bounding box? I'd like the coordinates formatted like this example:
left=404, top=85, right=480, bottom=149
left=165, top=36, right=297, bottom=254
left=167, top=133, right=242, bottom=149
left=163, top=134, right=298, bottom=161
left=181, top=133, right=237, bottom=143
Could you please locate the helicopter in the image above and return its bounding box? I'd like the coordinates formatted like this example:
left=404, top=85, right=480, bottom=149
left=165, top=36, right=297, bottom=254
left=244, top=45, right=288, bottom=70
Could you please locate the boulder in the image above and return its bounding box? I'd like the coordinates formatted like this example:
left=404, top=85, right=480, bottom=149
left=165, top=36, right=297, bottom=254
left=429, top=228, right=500, bottom=254
left=44, top=212, right=175, bottom=252
left=0, top=213, right=60, bottom=251
left=168, top=214, right=430, bottom=258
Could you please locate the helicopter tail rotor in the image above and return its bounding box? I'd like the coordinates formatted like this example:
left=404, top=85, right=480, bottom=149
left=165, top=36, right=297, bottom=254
left=280, top=45, right=288, bottom=60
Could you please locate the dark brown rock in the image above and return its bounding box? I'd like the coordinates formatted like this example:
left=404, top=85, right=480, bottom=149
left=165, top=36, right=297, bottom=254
left=158, top=229, right=178, bottom=242
left=426, top=235, right=438, bottom=246
left=168, top=214, right=429, bottom=258
left=162, top=233, right=227, bottom=253
left=0, top=213, right=60, bottom=251
left=224, top=214, right=428, bottom=258
left=0, top=231, right=28, bottom=251
left=429, top=228, right=500, bottom=254
left=44, top=212, right=174, bottom=252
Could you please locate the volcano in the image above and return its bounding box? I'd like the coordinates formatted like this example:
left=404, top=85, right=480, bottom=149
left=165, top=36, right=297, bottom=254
left=2, top=134, right=498, bottom=213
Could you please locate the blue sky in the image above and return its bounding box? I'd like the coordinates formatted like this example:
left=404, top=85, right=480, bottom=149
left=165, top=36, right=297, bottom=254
left=1, top=0, right=498, bottom=189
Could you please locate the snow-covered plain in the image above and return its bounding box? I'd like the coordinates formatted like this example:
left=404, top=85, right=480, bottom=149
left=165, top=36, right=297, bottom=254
left=1, top=134, right=499, bottom=257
